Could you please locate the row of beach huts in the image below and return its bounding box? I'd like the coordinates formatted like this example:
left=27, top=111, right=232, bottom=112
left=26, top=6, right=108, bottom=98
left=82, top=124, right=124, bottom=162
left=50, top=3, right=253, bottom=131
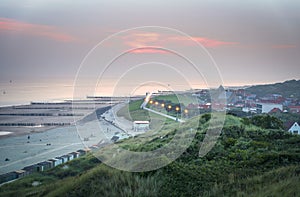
left=0, top=148, right=92, bottom=185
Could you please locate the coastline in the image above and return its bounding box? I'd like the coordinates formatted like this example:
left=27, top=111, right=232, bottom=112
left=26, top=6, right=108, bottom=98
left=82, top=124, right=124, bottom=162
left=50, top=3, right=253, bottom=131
left=0, top=105, right=121, bottom=175
left=0, top=126, right=59, bottom=139
left=0, top=100, right=112, bottom=139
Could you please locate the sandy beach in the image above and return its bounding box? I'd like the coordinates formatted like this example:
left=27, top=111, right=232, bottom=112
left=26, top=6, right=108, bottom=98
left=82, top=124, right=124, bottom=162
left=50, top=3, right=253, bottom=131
left=0, top=105, right=125, bottom=174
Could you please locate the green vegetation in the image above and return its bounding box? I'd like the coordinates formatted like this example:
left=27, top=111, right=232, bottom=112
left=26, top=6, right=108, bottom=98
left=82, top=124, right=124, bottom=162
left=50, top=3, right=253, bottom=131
left=146, top=94, right=200, bottom=118
left=209, top=165, right=300, bottom=196
left=245, top=79, right=300, bottom=98
left=117, top=100, right=151, bottom=121
left=117, top=94, right=198, bottom=124
left=242, top=114, right=284, bottom=129
left=117, top=99, right=177, bottom=129
left=152, top=93, right=196, bottom=105
left=0, top=154, right=101, bottom=197
left=1, top=114, right=300, bottom=196
left=271, top=112, right=300, bottom=129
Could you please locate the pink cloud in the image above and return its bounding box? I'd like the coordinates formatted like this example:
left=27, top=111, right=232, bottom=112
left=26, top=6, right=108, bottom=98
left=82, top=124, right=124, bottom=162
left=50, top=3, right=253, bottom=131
left=130, top=48, right=170, bottom=54
left=121, top=31, right=238, bottom=54
left=0, top=17, right=77, bottom=42
left=169, top=36, right=238, bottom=47
left=191, top=37, right=238, bottom=47
left=122, top=33, right=161, bottom=48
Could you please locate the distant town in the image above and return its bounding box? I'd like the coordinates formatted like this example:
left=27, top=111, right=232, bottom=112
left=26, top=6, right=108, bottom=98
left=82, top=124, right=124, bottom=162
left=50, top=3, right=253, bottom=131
left=188, top=85, right=300, bottom=114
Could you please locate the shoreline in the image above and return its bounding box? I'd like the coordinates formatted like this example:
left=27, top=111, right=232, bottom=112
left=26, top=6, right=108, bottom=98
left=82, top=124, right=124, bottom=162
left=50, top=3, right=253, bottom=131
left=0, top=99, right=113, bottom=140
left=0, top=105, right=122, bottom=175
left=0, top=125, right=62, bottom=139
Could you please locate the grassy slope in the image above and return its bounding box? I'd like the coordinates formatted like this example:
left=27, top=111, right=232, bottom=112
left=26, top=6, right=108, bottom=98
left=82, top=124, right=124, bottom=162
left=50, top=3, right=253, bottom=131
left=116, top=99, right=175, bottom=130
left=1, top=115, right=300, bottom=197
left=117, top=99, right=150, bottom=121
left=245, top=79, right=300, bottom=98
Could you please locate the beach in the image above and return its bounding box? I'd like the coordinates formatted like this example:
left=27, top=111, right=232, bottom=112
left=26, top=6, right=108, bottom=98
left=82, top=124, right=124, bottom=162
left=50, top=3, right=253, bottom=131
left=0, top=106, right=125, bottom=174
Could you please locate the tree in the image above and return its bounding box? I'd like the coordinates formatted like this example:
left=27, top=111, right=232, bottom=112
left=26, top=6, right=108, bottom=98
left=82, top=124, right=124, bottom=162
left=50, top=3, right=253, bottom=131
left=250, top=115, right=284, bottom=129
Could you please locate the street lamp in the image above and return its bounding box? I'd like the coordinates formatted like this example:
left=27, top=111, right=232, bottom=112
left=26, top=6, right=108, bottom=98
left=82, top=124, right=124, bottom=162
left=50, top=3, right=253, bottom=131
left=184, top=109, right=189, bottom=118
left=175, top=106, right=180, bottom=121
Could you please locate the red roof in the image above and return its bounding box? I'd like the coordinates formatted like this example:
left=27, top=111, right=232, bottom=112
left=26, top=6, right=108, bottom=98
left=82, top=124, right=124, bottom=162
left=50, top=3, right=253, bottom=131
left=288, top=106, right=300, bottom=113
left=259, top=100, right=282, bottom=104
left=269, top=108, right=282, bottom=113
left=288, top=106, right=300, bottom=109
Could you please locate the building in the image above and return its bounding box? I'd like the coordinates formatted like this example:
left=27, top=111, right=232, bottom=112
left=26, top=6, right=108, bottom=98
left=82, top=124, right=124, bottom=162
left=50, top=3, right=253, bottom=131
left=15, top=170, right=29, bottom=178
left=54, top=157, right=64, bottom=165
left=60, top=155, right=69, bottom=163
left=77, top=149, right=90, bottom=156
left=0, top=172, right=18, bottom=184
left=288, top=106, right=300, bottom=113
left=268, top=108, right=282, bottom=114
left=133, top=121, right=150, bottom=132
left=70, top=152, right=79, bottom=159
left=256, top=102, right=283, bottom=113
left=48, top=158, right=60, bottom=167
left=67, top=153, right=74, bottom=161
left=288, top=122, right=300, bottom=135
left=22, top=164, right=39, bottom=173
left=37, top=161, right=52, bottom=171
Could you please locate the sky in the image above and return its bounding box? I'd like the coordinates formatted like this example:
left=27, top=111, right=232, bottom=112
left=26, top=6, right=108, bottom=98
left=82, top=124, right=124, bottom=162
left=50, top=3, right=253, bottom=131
left=0, top=0, right=300, bottom=104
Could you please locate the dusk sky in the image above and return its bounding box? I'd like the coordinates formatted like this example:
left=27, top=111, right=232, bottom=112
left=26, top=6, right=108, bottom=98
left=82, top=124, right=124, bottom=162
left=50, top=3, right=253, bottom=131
left=0, top=0, right=300, bottom=104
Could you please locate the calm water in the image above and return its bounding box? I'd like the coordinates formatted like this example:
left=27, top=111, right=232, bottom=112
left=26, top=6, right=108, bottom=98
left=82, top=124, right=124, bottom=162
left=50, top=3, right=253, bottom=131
left=0, top=81, right=75, bottom=107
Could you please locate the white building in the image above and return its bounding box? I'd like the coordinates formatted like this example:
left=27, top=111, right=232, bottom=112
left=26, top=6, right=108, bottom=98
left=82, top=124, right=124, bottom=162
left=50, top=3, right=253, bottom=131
left=133, top=121, right=150, bottom=132
left=67, top=153, right=74, bottom=161
left=48, top=158, right=60, bottom=167
left=256, top=103, right=283, bottom=113
left=288, top=122, right=300, bottom=135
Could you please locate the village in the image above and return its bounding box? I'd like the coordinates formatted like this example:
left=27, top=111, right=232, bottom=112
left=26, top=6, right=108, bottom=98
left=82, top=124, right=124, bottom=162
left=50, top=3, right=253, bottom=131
left=148, top=86, right=300, bottom=135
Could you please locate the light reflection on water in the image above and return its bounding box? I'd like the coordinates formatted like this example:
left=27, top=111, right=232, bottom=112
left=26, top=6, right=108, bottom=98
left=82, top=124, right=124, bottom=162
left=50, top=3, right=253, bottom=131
left=0, top=82, right=74, bottom=106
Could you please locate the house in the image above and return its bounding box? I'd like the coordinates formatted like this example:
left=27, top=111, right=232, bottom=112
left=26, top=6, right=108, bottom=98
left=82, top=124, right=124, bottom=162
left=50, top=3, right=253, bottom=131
left=197, top=104, right=211, bottom=110
left=268, top=108, right=282, bottom=114
left=288, top=106, right=300, bottom=113
left=44, top=160, right=54, bottom=168
left=288, top=122, right=300, bottom=135
left=77, top=149, right=90, bottom=156
left=48, top=158, right=60, bottom=167
left=67, top=153, right=74, bottom=161
left=133, top=121, right=150, bottom=132
left=242, top=107, right=257, bottom=113
left=15, top=170, right=29, bottom=178
left=60, top=155, right=69, bottom=163
left=55, top=157, right=64, bottom=165
left=23, top=164, right=39, bottom=173
left=70, top=152, right=79, bottom=159
left=211, top=103, right=227, bottom=111
left=0, top=172, right=18, bottom=184
left=256, top=102, right=283, bottom=113
left=37, top=161, right=52, bottom=171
